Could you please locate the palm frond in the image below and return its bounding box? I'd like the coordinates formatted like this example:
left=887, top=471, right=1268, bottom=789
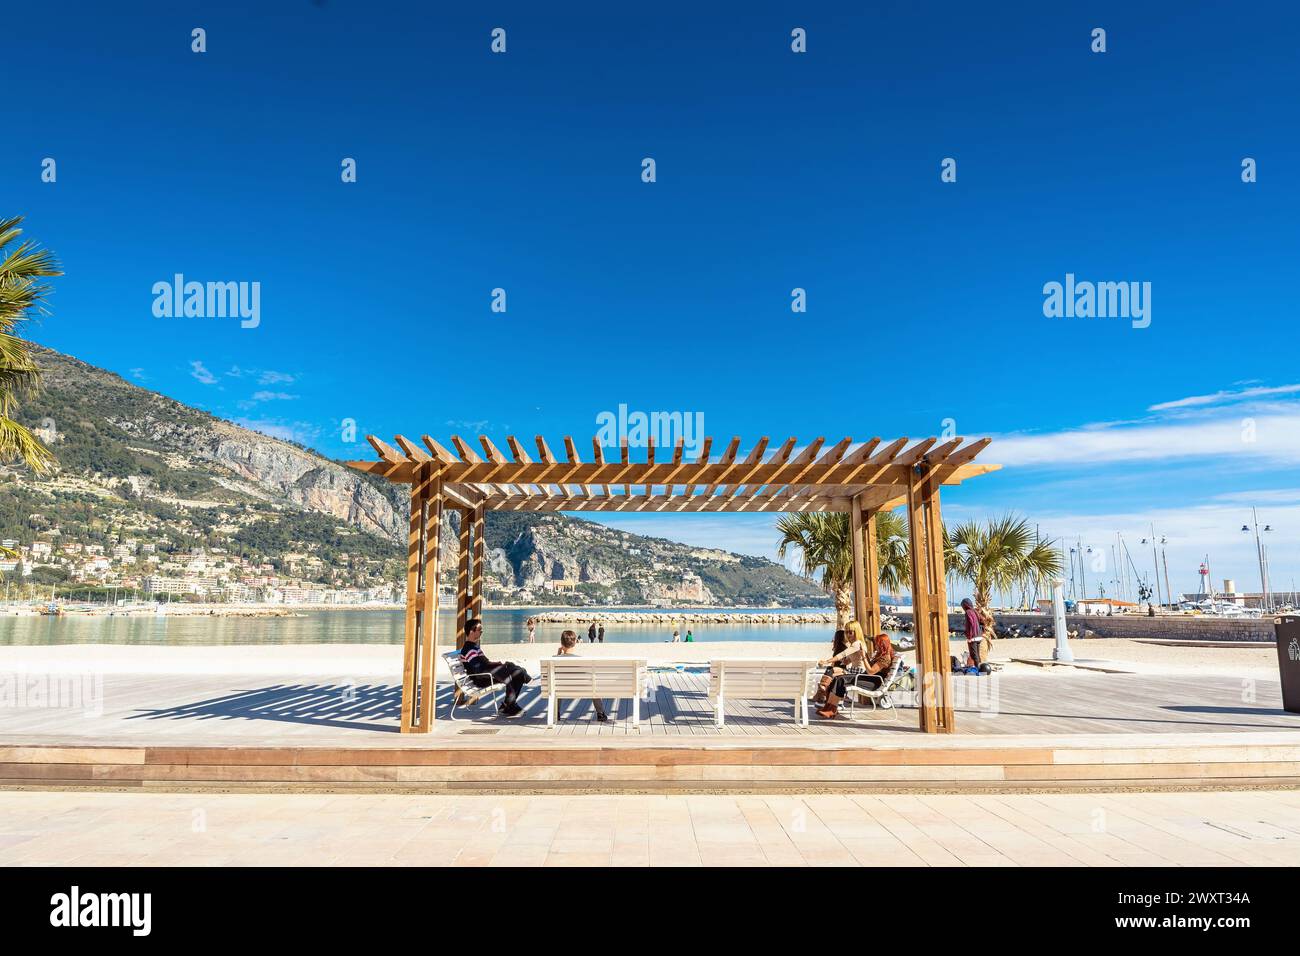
left=945, top=514, right=1061, bottom=607
left=0, top=416, right=54, bottom=473
left=0, top=216, right=60, bottom=473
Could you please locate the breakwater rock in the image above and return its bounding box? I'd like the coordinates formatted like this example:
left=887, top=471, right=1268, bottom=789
left=531, top=610, right=836, bottom=626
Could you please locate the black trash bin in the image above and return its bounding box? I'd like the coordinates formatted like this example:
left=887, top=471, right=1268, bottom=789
left=1275, top=616, right=1300, bottom=714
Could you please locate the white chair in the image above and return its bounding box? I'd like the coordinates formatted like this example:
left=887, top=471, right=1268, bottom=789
left=707, top=659, right=816, bottom=727
left=443, top=650, right=507, bottom=720
left=842, top=657, right=908, bottom=721
left=539, top=658, right=648, bottom=727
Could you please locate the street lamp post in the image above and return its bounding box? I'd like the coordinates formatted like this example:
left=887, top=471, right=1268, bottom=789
left=1143, top=526, right=1162, bottom=611
left=1244, top=510, right=1273, bottom=612
left=1079, top=538, right=1089, bottom=602
left=1160, top=537, right=1172, bottom=610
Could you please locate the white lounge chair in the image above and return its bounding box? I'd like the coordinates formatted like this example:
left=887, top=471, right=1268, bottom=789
left=707, top=659, right=817, bottom=727
left=842, top=657, right=908, bottom=721
left=443, top=650, right=507, bottom=720
left=539, top=658, right=648, bottom=727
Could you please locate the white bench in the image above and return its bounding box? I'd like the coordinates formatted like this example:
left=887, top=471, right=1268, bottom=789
left=539, top=658, right=648, bottom=727
left=708, top=659, right=817, bottom=727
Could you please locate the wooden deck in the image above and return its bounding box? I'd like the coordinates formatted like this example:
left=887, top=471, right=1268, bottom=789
left=2, top=669, right=1294, bottom=747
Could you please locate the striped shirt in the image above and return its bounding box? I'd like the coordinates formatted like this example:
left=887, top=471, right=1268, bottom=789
left=460, top=642, right=490, bottom=674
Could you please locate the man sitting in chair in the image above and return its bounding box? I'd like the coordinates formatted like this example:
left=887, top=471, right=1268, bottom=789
left=459, top=618, right=532, bottom=717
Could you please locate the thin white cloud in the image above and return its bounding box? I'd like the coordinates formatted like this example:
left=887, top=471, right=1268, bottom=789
left=445, top=419, right=491, bottom=433
left=250, top=391, right=298, bottom=402
left=236, top=390, right=300, bottom=411
left=1150, top=384, right=1300, bottom=411
left=232, top=418, right=321, bottom=446
left=258, top=370, right=296, bottom=386
left=993, top=412, right=1300, bottom=467
left=189, top=361, right=217, bottom=385
left=1213, top=488, right=1300, bottom=505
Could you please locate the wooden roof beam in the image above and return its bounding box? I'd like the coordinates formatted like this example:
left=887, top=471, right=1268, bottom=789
left=697, top=436, right=741, bottom=501
left=725, top=437, right=771, bottom=499
left=591, top=438, right=609, bottom=497
left=366, top=435, right=406, bottom=466
left=562, top=436, right=586, bottom=498
left=663, top=437, right=686, bottom=501
left=420, top=436, right=459, bottom=464
left=449, top=436, right=482, bottom=464
left=479, top=436, right=508, bottom=464
left=393, top=435, right=431, bottom=463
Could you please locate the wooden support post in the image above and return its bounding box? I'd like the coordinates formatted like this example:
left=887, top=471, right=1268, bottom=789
left=456, top=507, right=471, bottom=649
left=922, top=477, right=954, bottom=731
left=470, top=503, right=485, bottom=618
left=863, top=507, right=882, bottom=640
left=399, top=472, right=425, bottom=732
left=850, top=497, right=868, bottom=628
left=415, top=466, right=443, bottom=732
left=906, top=467, right=955, bottom=733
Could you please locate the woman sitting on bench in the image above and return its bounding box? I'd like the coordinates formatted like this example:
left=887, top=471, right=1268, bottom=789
left=812, top=621, right=895, bottom=719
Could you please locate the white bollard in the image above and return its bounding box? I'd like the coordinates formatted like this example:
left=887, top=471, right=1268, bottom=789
left=1052, top=580, right=1074, bottom=662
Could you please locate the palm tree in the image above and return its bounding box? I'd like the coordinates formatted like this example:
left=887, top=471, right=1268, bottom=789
left=945, top=514, right=1061, bottom=617
left=0, top=216, right=60, bottom=560
left=776, top=509, right=911, bottom=625
left=1, top=216, right=60, bottom=476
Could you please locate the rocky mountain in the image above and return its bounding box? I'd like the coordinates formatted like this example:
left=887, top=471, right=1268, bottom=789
left=2, top=346, right=826, bottom=606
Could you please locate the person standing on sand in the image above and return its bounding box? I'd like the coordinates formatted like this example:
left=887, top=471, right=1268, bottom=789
left=684, top=629, right=693, bottom=643
left=961, top=598, right=983, bottom=671
left=671, top=628, right=680, bottom=643
left=526, top=618, right=536, bottom=643
left=597, top=623, right=605, bottom=643
left=588, top=621, right=597, bottom=643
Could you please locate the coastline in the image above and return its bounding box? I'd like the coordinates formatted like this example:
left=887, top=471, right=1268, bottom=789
left=0, top=637, right=1279, bottom=680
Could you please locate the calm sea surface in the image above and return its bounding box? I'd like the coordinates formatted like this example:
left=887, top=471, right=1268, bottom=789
left=0, top=607, right=915, bottom=647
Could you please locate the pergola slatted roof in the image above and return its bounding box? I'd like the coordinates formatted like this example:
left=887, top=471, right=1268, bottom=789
left=347, top=433, right=999, bottom=514
left=347, top=431, right=998, bottom=735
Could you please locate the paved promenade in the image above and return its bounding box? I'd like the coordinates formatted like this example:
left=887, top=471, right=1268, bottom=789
left=3, top=788, right=1298, bottom=866
left=2, top=670, right=1292, bottom=745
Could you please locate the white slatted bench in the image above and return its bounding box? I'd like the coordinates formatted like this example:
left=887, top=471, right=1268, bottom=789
left=539, top=658, right=648, bottom=727
left=708, top=659, right=817, bottom=727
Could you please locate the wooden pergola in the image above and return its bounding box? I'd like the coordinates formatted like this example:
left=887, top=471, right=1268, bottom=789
left=346, top=433, right=1000, bottom=734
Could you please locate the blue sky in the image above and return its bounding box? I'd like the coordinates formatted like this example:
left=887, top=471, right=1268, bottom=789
left=7, top=1, right=1300, bottom=599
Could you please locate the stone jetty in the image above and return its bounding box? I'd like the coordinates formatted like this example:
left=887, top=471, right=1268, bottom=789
left=531, top=610, right=835, bottom=626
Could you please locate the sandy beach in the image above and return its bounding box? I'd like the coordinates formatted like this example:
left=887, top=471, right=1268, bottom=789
left=0, top=635, right=1280, bottom=680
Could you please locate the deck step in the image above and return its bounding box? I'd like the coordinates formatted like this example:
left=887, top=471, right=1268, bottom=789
left=4, top=741, right=1299, bottom=792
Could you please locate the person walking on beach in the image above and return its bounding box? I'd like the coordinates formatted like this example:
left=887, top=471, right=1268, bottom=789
left=588, top=621, right=598, bottom=643
left=961, top=598, right=983, bottom=671
left=684, top=629, right=693, bottom=643
left=526, top=617, right=536, bottom=643
left=459, top=618, right=532, bottom=717
left=597, top=623, right=605, bottom=643
left=556, top=630, right=608, bottom=721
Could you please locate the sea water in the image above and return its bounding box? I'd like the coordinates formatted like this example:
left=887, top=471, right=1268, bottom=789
left=0, top=606, right=911, bottom=647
